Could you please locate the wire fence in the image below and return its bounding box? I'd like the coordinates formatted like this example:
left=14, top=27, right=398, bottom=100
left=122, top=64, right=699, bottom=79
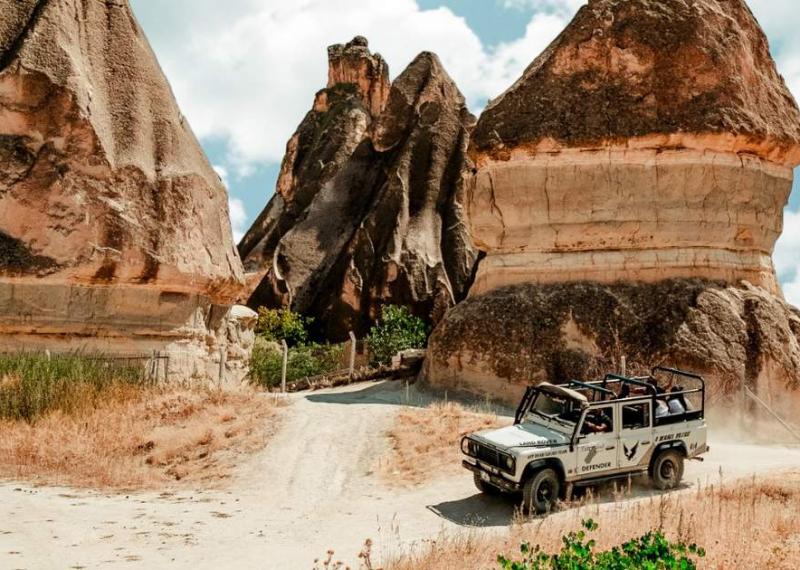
left=0, top=350, right=170, bottom=384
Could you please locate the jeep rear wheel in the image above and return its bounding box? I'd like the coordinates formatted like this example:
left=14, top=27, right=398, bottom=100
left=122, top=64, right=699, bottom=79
left=651, top=449, right=684, bottom=490
left=522, top=468, right=560, bottom=514
left=473, top=472, right=502, bottom=495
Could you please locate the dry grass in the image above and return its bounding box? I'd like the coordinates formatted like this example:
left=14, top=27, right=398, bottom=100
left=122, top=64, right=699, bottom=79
left=386, top=473, right=800, bottom=569
left=0, top=387, right=283, bottom=490
left=379, top=402, right=509, bottom=486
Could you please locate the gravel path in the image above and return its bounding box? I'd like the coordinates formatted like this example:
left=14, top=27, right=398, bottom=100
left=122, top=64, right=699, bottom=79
left=2, top=380, right=799, bottom=569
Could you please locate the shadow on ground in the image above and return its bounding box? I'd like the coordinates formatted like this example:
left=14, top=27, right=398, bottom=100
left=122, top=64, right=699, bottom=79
left=304, top=380, right=432, bottom=408
left=427, top=492, right=519, bottom=527
left=305, top=380, right=514, bottom=417
left=428, top=479, right=691, bottom=528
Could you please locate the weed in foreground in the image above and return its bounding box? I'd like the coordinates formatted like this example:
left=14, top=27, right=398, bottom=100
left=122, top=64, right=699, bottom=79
left=498, top=519, right=705, bottom=570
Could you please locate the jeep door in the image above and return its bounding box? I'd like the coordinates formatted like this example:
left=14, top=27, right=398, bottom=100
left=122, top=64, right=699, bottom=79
left=574, top=404, right=619, bottom=478
left=618, top=399, right=653, bottom=471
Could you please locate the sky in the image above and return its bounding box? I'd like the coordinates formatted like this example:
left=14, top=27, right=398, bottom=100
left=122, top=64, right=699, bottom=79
left=129, top=0, right=800, bottom=303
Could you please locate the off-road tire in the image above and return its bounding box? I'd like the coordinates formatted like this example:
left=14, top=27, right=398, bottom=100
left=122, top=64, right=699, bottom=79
left=651, top=449, right=684, bottom=490
left=522, top=468, right=560, bottom=514
left=473, top=472, right=502, bottom=495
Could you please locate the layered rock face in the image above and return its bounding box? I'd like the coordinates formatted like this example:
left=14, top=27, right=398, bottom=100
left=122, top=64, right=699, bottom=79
left=428, top=281, right=800, bottom=408
left=240, top=38, right=477, bottom=339
left=427, top=0, right=800, bottom=404
left=468, top=0, right=800, bottom=295
left=0, top=0, right=249, bottom=384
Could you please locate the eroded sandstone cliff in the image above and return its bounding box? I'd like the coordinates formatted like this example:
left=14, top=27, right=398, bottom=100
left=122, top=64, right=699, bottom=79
left=240, top=38, right=478, bottom=339
left=0, top=0, right=249, bottom=384
left=428, top=280, right=800, bottom=409
left=467, top=0, right=800, bottom=295
left=427, top=0, right=800, bottom=404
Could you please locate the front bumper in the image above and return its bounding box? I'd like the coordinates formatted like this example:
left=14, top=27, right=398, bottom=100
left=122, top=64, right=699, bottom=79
left=462, top=460, right=521, bottom=493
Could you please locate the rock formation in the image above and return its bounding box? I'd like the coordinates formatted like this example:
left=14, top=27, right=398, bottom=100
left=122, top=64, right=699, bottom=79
left=239, top=37, right=478, bottom=340
left=0, top=0, right=250, bottom=384
left=427, top=0, right=800, bottom=405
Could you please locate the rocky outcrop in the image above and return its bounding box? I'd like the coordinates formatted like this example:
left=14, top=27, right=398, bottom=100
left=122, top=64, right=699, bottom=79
left=427, top=0, right=800, bottom=403
left=467, top=0, right=800, bottom=295
left=240, top=38, right=478, bottom=340
left=0, top=0, right=249, bottom=385
left=427, top=280, right=800, bottom=408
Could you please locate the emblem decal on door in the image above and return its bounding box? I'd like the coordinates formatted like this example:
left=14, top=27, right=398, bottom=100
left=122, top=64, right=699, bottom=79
left=623, top=442, right=640, bottom=461
left=584, top=446, right=598, bottom=463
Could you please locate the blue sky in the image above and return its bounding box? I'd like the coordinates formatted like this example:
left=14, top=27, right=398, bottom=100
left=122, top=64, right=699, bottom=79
left=129, top=0, right=800, bottom=301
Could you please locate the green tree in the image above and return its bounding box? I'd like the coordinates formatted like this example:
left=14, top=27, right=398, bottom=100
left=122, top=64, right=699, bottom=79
left=249, top=339, right=344, bottom=389
left=498, top=520, right=705, bottom=570
left=366, top=305, right=428, bottom=365
left=254, top=307, right=312, bottom=346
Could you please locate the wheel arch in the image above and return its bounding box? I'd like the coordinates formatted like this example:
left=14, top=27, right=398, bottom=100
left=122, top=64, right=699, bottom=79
left=522, top=458, right=566, bottom=484
left=648, top=441, right=688, bottom=474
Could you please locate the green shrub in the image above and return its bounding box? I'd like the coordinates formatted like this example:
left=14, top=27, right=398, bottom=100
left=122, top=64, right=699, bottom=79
left=254, top=307, right=312, bottom=346
left=0, top=353, right=147, bottom=422
left=249, top=339, right=345, bottom=389
left=498, top=519, right=705, bottom=570
left=366, top=305, right=428, bottom=365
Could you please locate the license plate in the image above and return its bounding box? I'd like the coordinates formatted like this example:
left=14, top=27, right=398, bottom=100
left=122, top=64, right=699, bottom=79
left=480, top=471, right=491, bottom=482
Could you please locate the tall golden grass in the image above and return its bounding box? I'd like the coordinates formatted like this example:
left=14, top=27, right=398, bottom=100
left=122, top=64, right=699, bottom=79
left=379, top=402, right=509, bottom=486
left=386, top=474, right=800, bottom=569
left=0, top=387, right=282, bottom=489
left=0, top=352, right=148, bottom=421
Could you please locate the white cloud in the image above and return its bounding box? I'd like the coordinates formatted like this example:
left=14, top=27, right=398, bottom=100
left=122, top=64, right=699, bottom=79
left=214, top=165, right=247, bottom=242
left=228, top=198, right=247, bottom=243
left=133, top=0, right=800, bottom=297
left=501, top=0, right=585, bottom=15
left=775, top=209, right=800, bottom=276
left=784, top=278, right=800, bottom=308
left=131, top=0, right=570, bottom=174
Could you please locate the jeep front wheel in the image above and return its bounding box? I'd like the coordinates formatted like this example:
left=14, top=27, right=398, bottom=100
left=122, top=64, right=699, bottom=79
left=473, top=472, right=502, bottom=495
left=522, top=468, right=560, bottom=514
left=651, top=449, right=684, bottom=490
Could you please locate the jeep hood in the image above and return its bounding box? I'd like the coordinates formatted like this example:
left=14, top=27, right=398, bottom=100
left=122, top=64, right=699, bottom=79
left=473, top=423, right=570, bottom=449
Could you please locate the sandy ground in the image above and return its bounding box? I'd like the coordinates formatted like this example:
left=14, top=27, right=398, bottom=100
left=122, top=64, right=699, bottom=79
left=2, top=380, right=800, bottom=569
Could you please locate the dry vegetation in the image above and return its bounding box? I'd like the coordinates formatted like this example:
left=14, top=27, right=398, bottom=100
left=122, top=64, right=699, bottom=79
left=379, top=402, right=509, bottom=486
left=0, top=387, right=283, bottom=490
left=385, top=473, right=800, bottom=569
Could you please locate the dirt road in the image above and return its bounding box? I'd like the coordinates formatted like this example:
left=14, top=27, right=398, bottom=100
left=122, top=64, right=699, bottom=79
left=2, top=381, right=800, bottom=569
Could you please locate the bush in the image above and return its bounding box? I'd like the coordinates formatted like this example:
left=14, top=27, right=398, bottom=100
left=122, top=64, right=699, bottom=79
left=366, top=305, right=428, bottom=365
left=254, top=307, right=312, bottom=346
left=249, top=338, right=345, bottom=389
left=0, top=353, right=147, bottom=422
left=498, top=519, right=705, bottom=570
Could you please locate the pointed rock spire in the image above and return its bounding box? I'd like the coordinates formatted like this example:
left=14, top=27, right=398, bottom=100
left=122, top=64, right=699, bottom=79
left=239, top=42, right=478, bottom=339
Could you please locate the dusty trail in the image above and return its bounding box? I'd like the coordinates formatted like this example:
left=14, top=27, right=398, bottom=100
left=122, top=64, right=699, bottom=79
left=2, top=381, right=800, bottom=569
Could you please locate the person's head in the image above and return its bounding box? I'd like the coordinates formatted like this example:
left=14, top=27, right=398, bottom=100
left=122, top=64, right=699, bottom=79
left=619, top=384, right=630, bottom=398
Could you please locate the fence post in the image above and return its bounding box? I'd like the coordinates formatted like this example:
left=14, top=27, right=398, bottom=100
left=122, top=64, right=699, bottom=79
left=620, top=355, right=627, bottom=377
left=744, top=386, right=800, bottom=443
left=348, top=331, right=357, bottom=378
left=163, top=351, right=170, bottom=383
left=218, top=346, right=226, bottom=388
left=150, top=349, right=158, bottom=383
left=281, top=340, right=289, bottom=394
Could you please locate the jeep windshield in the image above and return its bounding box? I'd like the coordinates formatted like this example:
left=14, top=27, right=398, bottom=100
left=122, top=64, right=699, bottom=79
left=523, top=385, right=588, bottom=435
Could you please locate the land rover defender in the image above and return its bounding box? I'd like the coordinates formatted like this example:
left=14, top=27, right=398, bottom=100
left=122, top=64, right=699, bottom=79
left=461, top=367, right=708, bottom=513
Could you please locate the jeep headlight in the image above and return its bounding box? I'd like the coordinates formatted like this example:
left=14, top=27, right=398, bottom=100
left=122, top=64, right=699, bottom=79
left=461, top=437, right=473, bottom=456
left=502, top=453, right=516, bottom=472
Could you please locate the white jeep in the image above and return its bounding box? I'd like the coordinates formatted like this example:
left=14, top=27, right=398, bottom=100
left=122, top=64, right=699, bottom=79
left=461, top=367, right=708, bottom=513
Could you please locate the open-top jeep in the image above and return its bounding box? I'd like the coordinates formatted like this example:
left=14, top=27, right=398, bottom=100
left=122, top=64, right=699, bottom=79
left=461, top=367, right=708, bottom=513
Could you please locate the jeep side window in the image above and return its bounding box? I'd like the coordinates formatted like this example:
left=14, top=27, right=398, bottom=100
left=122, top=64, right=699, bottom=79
left=581, top=407, right=614, bottom=435
left=622, top=402, right=651, bottom=430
